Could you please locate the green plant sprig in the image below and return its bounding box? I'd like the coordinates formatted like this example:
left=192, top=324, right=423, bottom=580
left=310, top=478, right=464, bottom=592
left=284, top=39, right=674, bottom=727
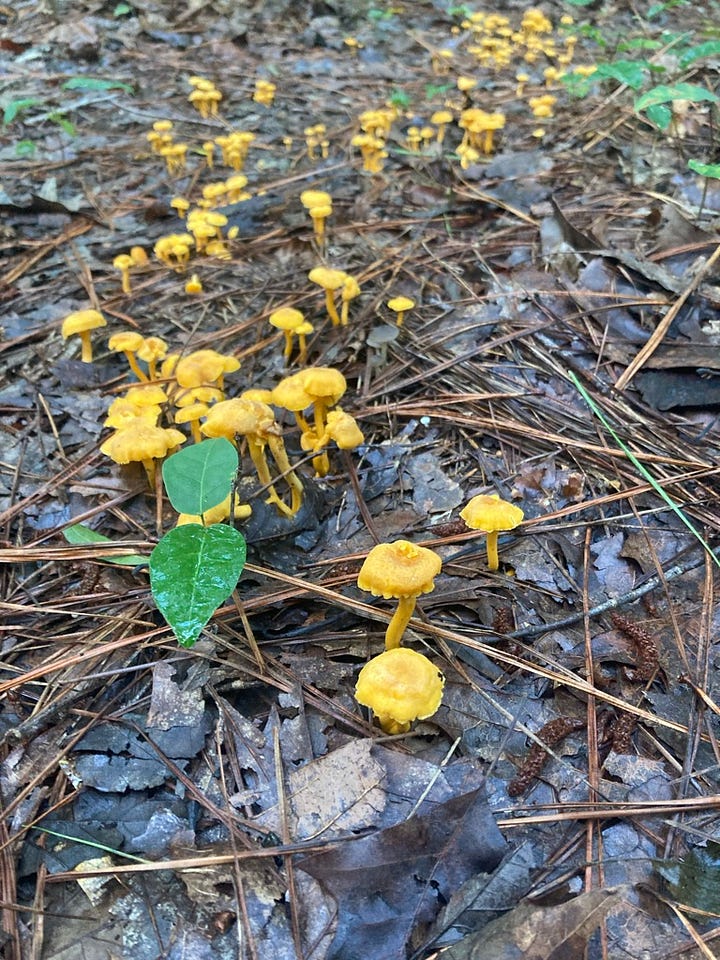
left=568, top=370, right=720, bottom=570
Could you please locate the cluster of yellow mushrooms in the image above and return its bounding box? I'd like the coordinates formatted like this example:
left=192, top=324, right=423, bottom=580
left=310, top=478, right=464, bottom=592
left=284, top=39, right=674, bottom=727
left=58, top=37, right=536, bottom=735
left=354, top=495, right=523, bottom=734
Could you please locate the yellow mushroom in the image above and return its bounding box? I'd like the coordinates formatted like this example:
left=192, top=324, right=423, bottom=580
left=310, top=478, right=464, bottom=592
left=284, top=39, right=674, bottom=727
left=308, top=266, right=348, bottom=327
left=137, top=336, right=168, bottom=380
left=386, top=296, right=415, bottom=327
left=177, top=491, right=251, bottom=526
left=61, top=309, right=107, bottom=363
left=355, top=647, right=445, bottom=734
left=201, top=398, right=302, bottom=516
left=357, top=540, right=442, bottom=649
left=113, top=254, right=135, bottom=294
left=459, top=493, right=524, bottom=571
left=101, top=423, right=186, bottom=487
left=108, top=331, right=148, bottom=382
left=268, top=307, right=308, bottom=364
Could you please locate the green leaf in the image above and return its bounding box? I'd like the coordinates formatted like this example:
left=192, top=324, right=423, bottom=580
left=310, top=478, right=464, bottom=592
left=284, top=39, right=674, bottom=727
left=63, top=523, right=146, bottom=566
left=15, top=139, right=36, bottom=157
left=678, top=40, right=720, bottom=69
left=688, top=158, right=720, bottom=179
left=635, top=82, right=719, bottom=112
left=61, top=77, right=134, bottom=93
left=564, top=0, right=595, bottom=5
left=645, top=103, right=672, bottom=129
left=594, top=60, right=649, bottom=90
left=149, top=524, right=247, bottom=647
left=48, top=111, right=76, bottom=136
left=113, top=2, right=132, bottom=13
left=3, top=98, right=40, bottom=125
left=162, top=437, right=238, bottom=516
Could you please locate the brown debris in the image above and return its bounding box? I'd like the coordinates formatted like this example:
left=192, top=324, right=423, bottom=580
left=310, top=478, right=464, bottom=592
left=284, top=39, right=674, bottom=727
left=611, top=613, right=660, bottom=683
left=508, top=717, right=586, bottom=797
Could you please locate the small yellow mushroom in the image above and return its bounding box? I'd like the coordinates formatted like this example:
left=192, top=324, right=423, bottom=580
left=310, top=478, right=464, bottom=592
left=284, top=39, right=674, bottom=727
left=61, top=309, right=107, bottom=363
left=355, top=647, right=445, bottom=734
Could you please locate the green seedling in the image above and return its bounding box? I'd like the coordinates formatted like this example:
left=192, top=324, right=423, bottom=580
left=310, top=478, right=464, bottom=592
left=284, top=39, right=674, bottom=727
left=635, top=81, right=718, bottom=131
left=150, top=438, right=247, bottom=647
left=3, top=98, right=41, bottom=125
left=688, top=158, right=720, bottom=221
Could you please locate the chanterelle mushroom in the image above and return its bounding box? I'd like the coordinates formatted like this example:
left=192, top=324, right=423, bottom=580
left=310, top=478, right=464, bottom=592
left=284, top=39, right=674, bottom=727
left=357, top=539, right=442, bottom=649
left=61, top=309, right=107, bottom=363
left=459, top=493, right=524, bottom=572
left=355, top=647, right=445, bottom=734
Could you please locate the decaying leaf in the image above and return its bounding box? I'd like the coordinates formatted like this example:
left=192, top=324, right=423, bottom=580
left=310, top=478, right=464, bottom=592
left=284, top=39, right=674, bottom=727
left=298, top=787, right=506, bottom=960
left=441, top=886, right=623, bottom=960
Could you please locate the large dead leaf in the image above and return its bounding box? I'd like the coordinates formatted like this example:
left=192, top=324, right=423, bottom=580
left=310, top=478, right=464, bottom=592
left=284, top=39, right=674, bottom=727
left=441, top=886, right=623, bottom=960
left=298, top=786, right=506, bottom=960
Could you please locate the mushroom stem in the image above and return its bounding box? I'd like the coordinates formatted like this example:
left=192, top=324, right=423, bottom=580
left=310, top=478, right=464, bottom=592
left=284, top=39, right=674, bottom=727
left=324, top=290, right=341, bottom=327
left=312, top=451, right=330, bottom=477
left=123, top=350, right=149, bottom=382
left=376, top=715, right=411, bottom=735
left=282, top=331, right=294, bottom=364
left=486, top=531, right=499, bottom=571
left=266, top=435, right=304, bottom=515
left=385, top=595, right=417, bottom=650
left=247, top=437, right=293, bottom=517
left=79, top=331, right=94, bottom=363
left=297, top=331, right=308, bottom=364
left=141, top=458, right=156, bottom=488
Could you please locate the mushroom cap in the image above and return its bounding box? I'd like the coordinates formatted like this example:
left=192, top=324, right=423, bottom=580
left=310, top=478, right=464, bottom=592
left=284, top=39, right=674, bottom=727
left=112, top=254, right=134, bottom=270
left=324, top=409, right=364, bottom=449
left=297, top=366, right=347, bottom=406
left=309, top=203, right=332, bottom=219
left=341, top=275, right=361, bottom=300
left=271, top=374, right=313, bottom=413
left=104, top=398, right=161, bottom=429
left=460, top=493, right=524, bottom=533
left=300, top=189, right=332, bottom=210
left=355, top=648, right=445, bottom=725
left=366, top=324, right=399, bottom=349
left=269, top=307, right=306, bottom=331
left=125, top=384, right=169, bottom=406
left=175, top=386, right=224, bottom=407
left=308, top=266, right=347, bottom=291
left=241, top=387, right=276, bottom=404
left=387, top=296, right=415, bottom=313
left=201, top=398, right=276, bottom=440
left=430, top=109, right=453, bottom=125
left=61, top=309, right=107, bottom=339
left=108, top=332, right=145, bottom=353
left=174, top=349, right=240, bottom=388
left=137, top=336, right=168, bottom=363
left=100, top=424, right=186, bottom=464
left=174, top=402, right=209, bottom=424
left=357, top=539, right=442, bottom=600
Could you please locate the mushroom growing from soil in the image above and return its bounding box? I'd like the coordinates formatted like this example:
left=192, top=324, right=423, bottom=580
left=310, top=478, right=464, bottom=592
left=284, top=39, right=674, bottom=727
left=108, top=331, right=148, bottom=382
left=357, top=539, right=442, bottom=649
left=460, top=493, right=524, bottom=572
left=201, top=398, right=303, bottom=516
left=355, top=647, right=445, bottom=734
left=61, top=309, right=107, bottom=363
left=101, top=423, right=186, bottom=487
left=308, top=266, right=348, bottom=327
left=386, top=296, right=415, bottom=327
left=268, top=307, right=308, bottom=365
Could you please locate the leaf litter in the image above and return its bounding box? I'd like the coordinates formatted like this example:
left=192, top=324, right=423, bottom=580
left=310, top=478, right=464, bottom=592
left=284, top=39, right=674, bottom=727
left=2, top=0, right=720, bottom=958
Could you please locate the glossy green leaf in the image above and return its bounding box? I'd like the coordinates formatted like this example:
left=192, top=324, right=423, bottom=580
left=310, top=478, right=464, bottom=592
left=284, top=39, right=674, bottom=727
left=149, top=523, right=246, bottom=647
left=645, top=103, right=672, bottom=129
left=61, top=77, right=134, bottom=93
left=688, top=158, right=720, bottom=179
left=594, top=60, right=649, bottom=90
left=635, top=82, right=719, bottom=112
left=162, top=437, right=238, bottom=516
left=63, top=523, right=146, bottom=566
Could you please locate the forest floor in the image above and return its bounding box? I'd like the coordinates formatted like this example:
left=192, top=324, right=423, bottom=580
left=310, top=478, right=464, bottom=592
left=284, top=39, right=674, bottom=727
left=2, top=0, right=720, bottom=958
